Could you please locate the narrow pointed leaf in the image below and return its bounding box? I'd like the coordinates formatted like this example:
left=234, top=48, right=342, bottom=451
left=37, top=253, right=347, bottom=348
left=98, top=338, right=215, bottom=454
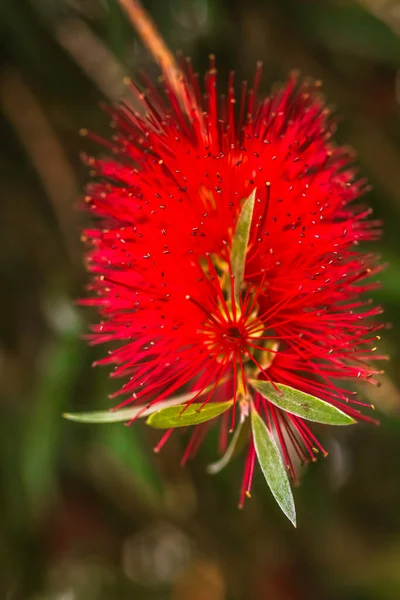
left=63, top=390, right=211, bottom=424
left=207, top=416, right=250, bottom=474
left=146, top=400, right=233, bottom=429
left=230, top=188, right=256, bottom=304
left=251, top=404, right=296, bottom=527
left=250, top=380, right=355, bottom=425
left=63, top=380, right=228, bottom=424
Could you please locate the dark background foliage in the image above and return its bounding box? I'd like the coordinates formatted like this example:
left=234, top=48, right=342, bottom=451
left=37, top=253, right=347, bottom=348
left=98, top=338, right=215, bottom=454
left=1, top=1, right=400, bottom=598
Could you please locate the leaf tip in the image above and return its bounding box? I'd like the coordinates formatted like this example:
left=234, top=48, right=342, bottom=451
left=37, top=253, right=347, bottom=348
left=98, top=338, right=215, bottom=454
left=283, top=501, right=297, bottom=528
left=341, top=414, right=357, bottom=426
left=285, top=506, right=297, bottom=528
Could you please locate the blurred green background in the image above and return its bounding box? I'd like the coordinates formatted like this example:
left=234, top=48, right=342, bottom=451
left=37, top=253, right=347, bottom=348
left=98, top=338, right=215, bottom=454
left=1, top=0, right=400, bottom=598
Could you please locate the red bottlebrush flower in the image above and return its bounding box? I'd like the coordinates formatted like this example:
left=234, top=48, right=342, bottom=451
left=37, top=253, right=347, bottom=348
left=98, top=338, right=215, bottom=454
left=77, top=58, right=385, bottom=524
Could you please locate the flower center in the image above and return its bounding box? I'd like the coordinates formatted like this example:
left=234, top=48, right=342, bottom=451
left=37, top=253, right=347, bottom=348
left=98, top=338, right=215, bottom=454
left=196, top=255, right=269, bottom=370
left=225, top=325, right=245, bottom=341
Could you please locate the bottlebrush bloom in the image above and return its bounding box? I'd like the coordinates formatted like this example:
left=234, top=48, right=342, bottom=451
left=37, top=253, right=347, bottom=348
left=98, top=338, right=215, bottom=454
left=74, top=57, right=385, bottom=524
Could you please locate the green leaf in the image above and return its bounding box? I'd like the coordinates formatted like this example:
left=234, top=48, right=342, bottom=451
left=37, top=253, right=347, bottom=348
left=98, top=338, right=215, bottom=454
left=297, top=4, right=400, bottom=66
left=23, top=325, right=86, bottom=517
left=251, top=403, right=296, bottom=527
left=146, top=401, right=233, bottom=429
left=230, top=188, right=256, bottom=304
left=249, top=380, right=355, bottom=425
left=207, top=416, right=250, bottom=475
left=63, top=383, right=227, bottom=424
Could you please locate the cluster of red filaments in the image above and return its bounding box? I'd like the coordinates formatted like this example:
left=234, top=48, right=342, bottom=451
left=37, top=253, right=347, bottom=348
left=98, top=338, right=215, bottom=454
left=81, top=56, right=385, bottom=506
